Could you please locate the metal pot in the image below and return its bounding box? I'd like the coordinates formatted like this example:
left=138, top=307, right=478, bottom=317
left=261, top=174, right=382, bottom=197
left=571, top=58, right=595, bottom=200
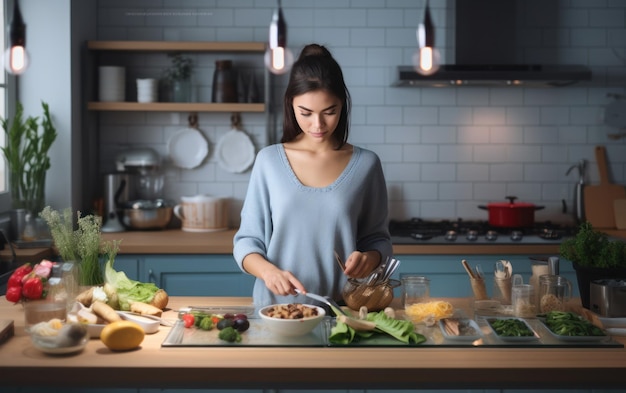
left=478, top=196, right=545, bottom=227
left=122, top=199, right=173, bottom=230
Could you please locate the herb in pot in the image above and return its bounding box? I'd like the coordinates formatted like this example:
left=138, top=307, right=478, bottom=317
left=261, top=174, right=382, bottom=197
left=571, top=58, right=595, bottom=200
left=1, top=101, right=57, bottom=215
left=559, top=222, right=626, bottom=268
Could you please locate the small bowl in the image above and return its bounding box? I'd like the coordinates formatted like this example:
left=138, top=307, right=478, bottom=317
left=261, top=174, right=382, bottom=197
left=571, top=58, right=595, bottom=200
left=258, top=303, right=325, bottom=337
left=29, top=321, right=89, bottom=355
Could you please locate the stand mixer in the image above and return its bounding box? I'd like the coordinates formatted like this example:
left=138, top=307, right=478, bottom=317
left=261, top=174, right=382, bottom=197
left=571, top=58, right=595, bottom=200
left=101, top=148, right=161, bottom=232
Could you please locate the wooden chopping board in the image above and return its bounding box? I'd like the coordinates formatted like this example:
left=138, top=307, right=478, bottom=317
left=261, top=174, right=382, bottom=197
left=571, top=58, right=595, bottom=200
left=584, top=146, right=626, bottom=228
left=615, top=199, right=626, bottom=230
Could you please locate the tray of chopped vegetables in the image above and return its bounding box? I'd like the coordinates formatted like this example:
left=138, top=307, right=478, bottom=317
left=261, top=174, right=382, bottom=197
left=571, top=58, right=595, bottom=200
left=485, top=317, right=539, bottom=342
left=538, top=311, right=607, bottom=342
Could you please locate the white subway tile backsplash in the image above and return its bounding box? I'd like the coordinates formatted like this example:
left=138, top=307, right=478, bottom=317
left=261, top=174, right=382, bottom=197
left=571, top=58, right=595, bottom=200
left=457, top=164, right=489, bottom=182
left=94, top=1, right=626, bottom=223
left=506, top=107, right=541, bottom=126
left=523, top=126, right=560, bottom=144
left=490, top=164, right=524, bottom=182
left=438, top=107, right=472, bottom=126
left=421, top=126, right=456, bottom=144
left=421, top=163, right=456, bottom=181
left=439, top=183, right=473, bottom=200
left=438, top=145, right=472, bottom=162
left=402, top=144, right=438, bottom=162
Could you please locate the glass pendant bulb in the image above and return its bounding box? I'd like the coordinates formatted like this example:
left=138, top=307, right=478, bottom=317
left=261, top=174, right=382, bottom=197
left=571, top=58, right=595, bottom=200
left=4, top=46, right=29, bottom=75
left=4, top=0, right=29, bottom=75
left=265, top=0, right=293, bottom=75
left=413, top=0, right=440, bottom=76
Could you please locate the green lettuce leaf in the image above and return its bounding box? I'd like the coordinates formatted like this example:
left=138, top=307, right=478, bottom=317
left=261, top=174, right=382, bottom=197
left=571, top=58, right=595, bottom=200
left=104, top=258, right=159, bottom=311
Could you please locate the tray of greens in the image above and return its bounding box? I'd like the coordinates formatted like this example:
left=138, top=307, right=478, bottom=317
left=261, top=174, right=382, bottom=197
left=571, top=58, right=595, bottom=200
left=485, top=317, right=539, bottom=342
left=538, top=311, right=607, bottom=342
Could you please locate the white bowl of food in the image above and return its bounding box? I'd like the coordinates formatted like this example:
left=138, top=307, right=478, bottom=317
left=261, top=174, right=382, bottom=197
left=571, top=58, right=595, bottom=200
left=258, top=303, right=326, bottom=337
left=28, top=319, right=89, bottom=355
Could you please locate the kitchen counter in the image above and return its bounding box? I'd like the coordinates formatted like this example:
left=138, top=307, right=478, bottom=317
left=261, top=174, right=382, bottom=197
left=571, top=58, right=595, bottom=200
left=1, top=296, right=625, bottom=390
left=100, top=228, right=626, bottom=255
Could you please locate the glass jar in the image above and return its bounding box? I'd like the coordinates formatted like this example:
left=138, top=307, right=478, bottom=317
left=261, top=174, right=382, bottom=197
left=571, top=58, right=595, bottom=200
left=342, top=278, right=400, bottom=311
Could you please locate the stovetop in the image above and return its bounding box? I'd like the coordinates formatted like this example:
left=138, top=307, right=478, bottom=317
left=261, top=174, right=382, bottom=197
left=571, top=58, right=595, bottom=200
left=389, top=218, right=577, bottom=245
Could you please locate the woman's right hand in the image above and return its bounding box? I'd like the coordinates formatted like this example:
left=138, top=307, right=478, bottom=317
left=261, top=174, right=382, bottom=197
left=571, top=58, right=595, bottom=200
left=262, top=268, right=304, bottom=296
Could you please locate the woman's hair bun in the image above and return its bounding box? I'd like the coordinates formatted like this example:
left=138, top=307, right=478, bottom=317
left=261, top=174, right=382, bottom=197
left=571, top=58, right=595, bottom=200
left=298, top=44, right=331, bottom=60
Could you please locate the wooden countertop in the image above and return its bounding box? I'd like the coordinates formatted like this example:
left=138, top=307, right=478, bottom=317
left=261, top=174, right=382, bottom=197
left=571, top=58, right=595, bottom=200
left=100, top=229, right=625, bottom=255
left=1, top=296, right=625, bottom=390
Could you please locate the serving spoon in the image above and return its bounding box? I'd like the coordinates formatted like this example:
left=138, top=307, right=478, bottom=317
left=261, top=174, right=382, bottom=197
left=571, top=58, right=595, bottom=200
left=294, top=289, right=347, bottom=316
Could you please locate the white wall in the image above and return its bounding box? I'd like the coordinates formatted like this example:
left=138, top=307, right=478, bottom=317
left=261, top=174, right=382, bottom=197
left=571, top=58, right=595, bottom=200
left=19, top=0, right=73, bottom=210
left=90, top=0, right=626, bottom=227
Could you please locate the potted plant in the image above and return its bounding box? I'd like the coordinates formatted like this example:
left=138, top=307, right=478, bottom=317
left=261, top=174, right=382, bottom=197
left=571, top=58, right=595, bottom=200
left=559, top=222, right=626, bottom=308
left=163, top=53, right=193, bottom=102
left=0, top=101, right=57, bottom=216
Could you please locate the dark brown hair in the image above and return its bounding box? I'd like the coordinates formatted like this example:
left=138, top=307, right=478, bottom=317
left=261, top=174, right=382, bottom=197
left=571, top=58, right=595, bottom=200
left=280, top=44, right=351, bottom=148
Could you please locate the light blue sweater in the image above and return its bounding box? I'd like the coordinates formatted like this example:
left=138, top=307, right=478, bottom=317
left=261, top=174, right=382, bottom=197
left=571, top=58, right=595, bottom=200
left=233, top=144, right=393, bottom=307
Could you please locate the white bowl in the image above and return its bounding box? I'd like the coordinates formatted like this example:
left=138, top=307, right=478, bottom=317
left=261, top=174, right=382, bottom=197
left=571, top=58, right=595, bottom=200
left=258, top=303, right=326, bottom=337
left=29, top=323, right=89, bottom=355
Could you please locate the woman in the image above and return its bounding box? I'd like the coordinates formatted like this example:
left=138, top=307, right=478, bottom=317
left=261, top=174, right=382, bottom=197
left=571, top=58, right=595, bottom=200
left=233, top=43, right=392, bottom=307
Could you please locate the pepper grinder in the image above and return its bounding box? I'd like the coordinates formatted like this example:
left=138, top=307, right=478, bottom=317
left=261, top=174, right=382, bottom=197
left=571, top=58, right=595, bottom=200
left=211, top=60, right=236, bottom=103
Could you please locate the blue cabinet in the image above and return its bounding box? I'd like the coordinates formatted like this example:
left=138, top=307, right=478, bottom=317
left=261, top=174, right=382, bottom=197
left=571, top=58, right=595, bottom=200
left=138, top=255, right=254, bottom=297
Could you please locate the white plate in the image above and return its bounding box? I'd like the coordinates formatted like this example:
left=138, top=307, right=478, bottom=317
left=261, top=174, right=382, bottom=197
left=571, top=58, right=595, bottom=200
left=606, top=328, right=626, bottom=336
left=439, top=318, right=482, bottom=341
left=168, top=128, right=209, bottom=169
left=215, top=128, right=255, bottom=173
left=598, top=316, right=626, bottom=329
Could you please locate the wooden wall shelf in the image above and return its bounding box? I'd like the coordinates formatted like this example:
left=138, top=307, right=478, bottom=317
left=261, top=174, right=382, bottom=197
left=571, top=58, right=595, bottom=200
left=87, top=102, right=265, bottom=112
left=87, top=41, right=266, bottom=52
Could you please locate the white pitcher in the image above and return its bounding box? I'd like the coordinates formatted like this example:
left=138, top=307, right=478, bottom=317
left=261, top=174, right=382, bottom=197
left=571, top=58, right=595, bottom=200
left=173, top=195, right=229, bottom=232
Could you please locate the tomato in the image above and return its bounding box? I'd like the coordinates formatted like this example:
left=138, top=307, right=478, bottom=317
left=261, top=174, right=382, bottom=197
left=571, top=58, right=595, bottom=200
left=14, top=263, right=32, bottom=276
left=5, top=286, right=22, bottom=303
left=182, top=313, right=195, bottom=328
left=211, top=315, right=221, bottom=325
left=7, top=272, right=25, bottom=289
left=22, top=277, right=44, bottom=300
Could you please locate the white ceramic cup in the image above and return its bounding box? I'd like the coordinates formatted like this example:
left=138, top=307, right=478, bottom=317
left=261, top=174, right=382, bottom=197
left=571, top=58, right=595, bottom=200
left=174, top=195, right=229, bottom=232
left=136, top=78, right=158, bottom=103
left=98, top=66, right=125, bottom=102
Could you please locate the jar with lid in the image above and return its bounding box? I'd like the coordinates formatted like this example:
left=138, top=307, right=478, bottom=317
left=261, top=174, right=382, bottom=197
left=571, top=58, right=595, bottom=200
left=211, top=60, right=237, bottom=103
left=529, top=258, right=550, bottom=306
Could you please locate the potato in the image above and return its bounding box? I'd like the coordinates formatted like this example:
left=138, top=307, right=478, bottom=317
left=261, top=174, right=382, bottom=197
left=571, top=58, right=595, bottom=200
left=92, top=301, right=122, bottom=323
left=150, top=289, right=169, bottom=310
left=130, top=301, right=162, bottom=317
left=76, top=287, right=94, bottom=307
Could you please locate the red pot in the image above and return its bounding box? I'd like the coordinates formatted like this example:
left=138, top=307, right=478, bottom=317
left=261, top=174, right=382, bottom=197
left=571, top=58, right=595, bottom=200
left=478, top=196, right=545, bottom=228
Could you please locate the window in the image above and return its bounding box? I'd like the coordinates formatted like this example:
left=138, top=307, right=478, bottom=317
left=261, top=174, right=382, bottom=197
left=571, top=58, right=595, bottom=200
left=0, top=0, right=17, bottom=212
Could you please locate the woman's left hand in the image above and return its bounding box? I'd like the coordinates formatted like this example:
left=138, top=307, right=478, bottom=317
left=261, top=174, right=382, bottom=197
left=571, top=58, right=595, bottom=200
left=343, top=251, right=380, bottom=278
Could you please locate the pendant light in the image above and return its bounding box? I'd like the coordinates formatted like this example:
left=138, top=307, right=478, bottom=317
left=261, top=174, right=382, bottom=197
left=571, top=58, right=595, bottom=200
left=264, top=0, right=293, bottom=75
left=412, top=0, right=440, bottom=76
left=4, top=0, right=29, bottom=75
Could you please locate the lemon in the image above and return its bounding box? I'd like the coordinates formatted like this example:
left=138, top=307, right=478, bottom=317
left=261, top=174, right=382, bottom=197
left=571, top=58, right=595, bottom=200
left=100, top=321, right=145, bottom=351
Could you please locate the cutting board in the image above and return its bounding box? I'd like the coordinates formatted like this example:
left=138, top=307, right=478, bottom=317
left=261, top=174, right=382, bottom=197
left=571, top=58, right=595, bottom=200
left=615, top=199, right=626, bottom=230
left=584, top=146, right=626, bottom=228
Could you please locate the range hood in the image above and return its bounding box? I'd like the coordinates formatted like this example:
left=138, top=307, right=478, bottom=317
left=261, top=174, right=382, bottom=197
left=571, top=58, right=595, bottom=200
left=395, top=0, right=592, bottom=87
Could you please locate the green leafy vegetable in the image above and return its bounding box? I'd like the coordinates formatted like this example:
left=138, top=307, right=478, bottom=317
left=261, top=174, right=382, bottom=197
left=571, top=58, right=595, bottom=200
left=328, top=310, right=426, bottom=345
left=489, top=319, right=534, bottom=337
left=104, top=258, right=160, bottom=311
left=541, top=311, right=605, bottom=337
left=560, top=222, right=626, bottom=268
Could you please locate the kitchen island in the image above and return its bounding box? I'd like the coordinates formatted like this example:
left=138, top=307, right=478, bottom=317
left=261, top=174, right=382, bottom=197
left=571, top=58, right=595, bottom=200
left=1, top=296, right=625, bottom=391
